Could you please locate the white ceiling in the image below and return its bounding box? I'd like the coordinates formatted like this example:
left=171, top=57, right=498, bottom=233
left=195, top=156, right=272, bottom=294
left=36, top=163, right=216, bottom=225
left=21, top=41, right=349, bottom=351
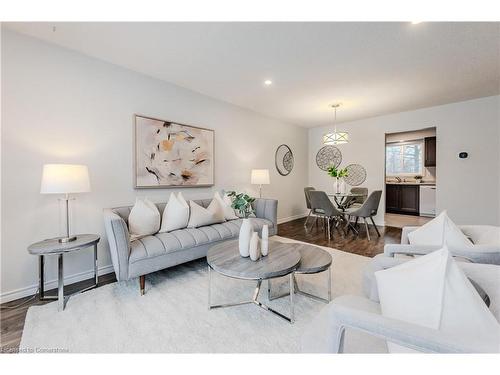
left=5, top=22, right=500, bottom=127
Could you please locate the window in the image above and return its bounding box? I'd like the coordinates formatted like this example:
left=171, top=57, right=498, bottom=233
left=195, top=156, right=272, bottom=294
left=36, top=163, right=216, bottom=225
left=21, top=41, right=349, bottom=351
left=386, top=141, right=423, bottom=176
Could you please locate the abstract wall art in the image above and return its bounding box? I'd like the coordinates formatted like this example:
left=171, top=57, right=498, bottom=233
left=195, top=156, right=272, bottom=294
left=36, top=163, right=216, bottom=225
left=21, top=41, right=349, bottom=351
left=135, top=115, right=214, bottom=188
left=275, top=144, right=294, bottom=176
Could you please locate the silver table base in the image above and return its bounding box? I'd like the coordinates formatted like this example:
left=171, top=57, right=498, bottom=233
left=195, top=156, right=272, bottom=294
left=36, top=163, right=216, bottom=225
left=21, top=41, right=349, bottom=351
left=38, top=243, right=98, bottom=311
left=268, top=266, right=332, bottom=304
left=208, top=265, right=295, bottom=323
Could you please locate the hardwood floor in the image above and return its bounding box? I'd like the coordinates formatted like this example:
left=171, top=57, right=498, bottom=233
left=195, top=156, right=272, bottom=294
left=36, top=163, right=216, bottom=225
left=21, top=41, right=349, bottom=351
left=278, top=217, right=402, bottom=258
left=0, top=218, right=402, bottom=353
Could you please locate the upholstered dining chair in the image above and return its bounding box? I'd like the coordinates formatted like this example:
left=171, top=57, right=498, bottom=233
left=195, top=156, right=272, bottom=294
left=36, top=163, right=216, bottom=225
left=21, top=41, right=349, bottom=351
left=308, top=190, right=345, bottom=239
left=345, top=190, right=382, bottom=241
left=342, top=187, right=368, bottom=209
left=304, top=186, right=316, bottom=227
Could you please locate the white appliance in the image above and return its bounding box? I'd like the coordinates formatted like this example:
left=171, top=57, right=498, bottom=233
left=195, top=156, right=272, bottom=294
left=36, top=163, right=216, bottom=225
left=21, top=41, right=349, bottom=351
left=420, top=185, right=436, bottom=217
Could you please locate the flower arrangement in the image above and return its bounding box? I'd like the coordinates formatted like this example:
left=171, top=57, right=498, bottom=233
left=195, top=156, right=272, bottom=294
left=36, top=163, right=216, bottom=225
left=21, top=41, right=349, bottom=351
left=227, top=191, right=255, bottom=218
left=327, top=166, right=348, bottom=178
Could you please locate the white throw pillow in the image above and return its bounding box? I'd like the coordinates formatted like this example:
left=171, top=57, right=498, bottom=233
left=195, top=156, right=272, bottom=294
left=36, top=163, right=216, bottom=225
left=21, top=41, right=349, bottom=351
left=128, top=197, right=160, bottom=240
left=159, top=192, right=190, bottom=233
left=376, top=248, right=500, bottom=353
left=187, top=200, right=218, bottom=228
left=407, top=210, right=472, bottom=248
left=214, top=191, right=238, bottom=220
left=207, top=195, right=226, bottom=223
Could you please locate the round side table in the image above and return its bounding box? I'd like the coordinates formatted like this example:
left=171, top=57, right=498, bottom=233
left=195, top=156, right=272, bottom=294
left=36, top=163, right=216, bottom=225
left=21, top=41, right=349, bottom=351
left=27, top=234, right=100, bottom=311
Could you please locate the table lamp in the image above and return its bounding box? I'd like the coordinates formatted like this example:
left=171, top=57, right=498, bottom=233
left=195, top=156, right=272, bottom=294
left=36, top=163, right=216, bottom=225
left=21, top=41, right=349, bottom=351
left=251, top=169, right=270, bottom=198
left=40, top=164, right=91, bottom=243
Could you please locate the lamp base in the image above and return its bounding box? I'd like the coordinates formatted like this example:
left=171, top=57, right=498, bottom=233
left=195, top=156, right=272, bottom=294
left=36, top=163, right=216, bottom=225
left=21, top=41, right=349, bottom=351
left=59, top=236, right=77, bottom=243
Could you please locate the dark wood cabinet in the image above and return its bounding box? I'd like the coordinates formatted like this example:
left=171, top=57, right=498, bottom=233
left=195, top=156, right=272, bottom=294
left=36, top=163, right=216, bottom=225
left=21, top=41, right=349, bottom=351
left=424, top=136, right=436, bottom=167
left=385, top=184, right=401, bottom=212
left=386, top=184, right=420, bottom=215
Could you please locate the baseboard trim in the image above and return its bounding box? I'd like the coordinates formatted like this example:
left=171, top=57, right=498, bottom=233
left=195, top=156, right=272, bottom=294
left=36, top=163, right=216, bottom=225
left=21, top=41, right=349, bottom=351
left=0, top=264, right=115, bottom=304
left=277, top=212, right=308, bottom=224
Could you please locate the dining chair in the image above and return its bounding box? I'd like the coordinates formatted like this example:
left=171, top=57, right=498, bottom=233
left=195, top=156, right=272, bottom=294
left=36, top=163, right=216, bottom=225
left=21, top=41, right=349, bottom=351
left=309, top=191, right=345, bottom=239
left=342, top=187, right=368, bottom=209
left=304, top=187, right=316, bottom=227
left=345, top=190, right=382, bottom=241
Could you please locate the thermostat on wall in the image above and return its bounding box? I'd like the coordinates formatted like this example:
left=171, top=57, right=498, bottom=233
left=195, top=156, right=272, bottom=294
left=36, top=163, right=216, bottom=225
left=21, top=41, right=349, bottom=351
left=459, top=152, right=468, bottom=159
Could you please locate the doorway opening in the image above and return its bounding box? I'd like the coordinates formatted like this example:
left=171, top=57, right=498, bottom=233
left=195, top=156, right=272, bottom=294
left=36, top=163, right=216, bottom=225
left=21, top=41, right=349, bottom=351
left=384, top=127, right=436, bottom=228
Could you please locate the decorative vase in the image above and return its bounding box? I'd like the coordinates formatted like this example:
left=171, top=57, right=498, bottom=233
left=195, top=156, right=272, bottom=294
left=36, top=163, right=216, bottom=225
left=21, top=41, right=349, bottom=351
left=261, top=225, right=269, bottom=256
left=334, top=177, right=341, bottom=194
left=249, top=231, right=260, bottom=261
left=339, top=178, right=346, bottom=194
left=239, top=218, right=252, bottom=257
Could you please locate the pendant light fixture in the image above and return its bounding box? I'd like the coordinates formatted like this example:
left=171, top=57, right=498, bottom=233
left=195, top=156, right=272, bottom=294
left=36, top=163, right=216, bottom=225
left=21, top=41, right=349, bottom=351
left=323, top=103, right=349, bottom=145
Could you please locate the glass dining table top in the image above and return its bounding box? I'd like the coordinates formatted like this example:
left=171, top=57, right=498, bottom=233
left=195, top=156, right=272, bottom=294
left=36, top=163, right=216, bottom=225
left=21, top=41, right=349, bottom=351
left=327, top=192, right=365, bottom=197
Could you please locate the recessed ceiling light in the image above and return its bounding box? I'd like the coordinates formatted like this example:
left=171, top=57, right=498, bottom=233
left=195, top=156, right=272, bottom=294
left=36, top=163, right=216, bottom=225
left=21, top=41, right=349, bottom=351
left=411, top=21, right=422, bottom=25
left=264, top=80, right=273, bottom=86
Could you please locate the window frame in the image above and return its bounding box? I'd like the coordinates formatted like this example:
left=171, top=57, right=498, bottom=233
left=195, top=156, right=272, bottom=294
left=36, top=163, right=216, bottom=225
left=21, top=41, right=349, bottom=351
left=385, top=139, right=425, bottom=177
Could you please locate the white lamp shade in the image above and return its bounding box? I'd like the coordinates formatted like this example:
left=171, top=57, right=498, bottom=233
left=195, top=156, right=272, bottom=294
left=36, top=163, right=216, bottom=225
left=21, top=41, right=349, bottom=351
left=323, top=131, right=349, bottom=145
left=251, top=169, right=270, bottom=185
left=40, top=164, right=91, bottom=194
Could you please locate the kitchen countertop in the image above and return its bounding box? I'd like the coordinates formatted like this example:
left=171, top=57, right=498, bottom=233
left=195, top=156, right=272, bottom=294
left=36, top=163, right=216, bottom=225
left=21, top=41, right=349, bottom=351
left=385, top=182, right=436, bottom=186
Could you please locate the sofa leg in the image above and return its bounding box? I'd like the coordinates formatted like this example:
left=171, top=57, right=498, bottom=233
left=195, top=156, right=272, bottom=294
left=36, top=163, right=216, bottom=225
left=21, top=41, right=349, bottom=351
left=139, top=275, right=145, bottom=296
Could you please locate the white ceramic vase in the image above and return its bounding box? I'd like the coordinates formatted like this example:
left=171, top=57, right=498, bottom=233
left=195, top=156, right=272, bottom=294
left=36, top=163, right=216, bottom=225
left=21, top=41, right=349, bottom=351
left=261, top=224, right=269, bottom=256
left=238, top=218, right=252, bottom=257
left=249, top=231, right=260, bottom=261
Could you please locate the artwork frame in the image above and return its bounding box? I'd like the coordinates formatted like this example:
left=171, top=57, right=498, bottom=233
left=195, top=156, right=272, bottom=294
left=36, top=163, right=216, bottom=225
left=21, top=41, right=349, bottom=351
left=134, top=114, right=215, bottom=189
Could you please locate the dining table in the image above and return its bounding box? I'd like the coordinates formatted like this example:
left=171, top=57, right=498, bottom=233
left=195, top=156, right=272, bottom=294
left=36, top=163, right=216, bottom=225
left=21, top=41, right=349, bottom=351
left=328, top=192, right=365, bottom=211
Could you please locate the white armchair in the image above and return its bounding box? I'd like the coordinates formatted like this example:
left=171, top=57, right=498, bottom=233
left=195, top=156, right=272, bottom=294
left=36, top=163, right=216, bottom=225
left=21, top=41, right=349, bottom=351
left=302, top=257, right=500, bottom=353
left=384, top=225, right=500, bottom=265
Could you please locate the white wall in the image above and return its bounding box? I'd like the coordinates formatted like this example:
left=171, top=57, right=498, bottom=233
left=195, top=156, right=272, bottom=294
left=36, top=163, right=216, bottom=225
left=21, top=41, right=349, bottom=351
left=309, top=96, right=500, bottom=226
left=1, top=30, right=309, bottom=302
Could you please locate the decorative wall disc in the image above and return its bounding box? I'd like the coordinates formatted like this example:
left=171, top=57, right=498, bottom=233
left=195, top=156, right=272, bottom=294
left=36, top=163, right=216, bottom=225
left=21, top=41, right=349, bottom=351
left=275, top=144, right=294, bottom=176
left=315, top=145, right=342, bottom=171
left=344, top=164, right=367, bottom=186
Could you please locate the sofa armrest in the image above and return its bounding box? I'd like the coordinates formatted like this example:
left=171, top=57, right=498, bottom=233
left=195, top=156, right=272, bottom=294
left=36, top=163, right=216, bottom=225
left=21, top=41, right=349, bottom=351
left=103, top=209, right=131, bottom=281
left=448, top=245, right=500, bottom=265
left=400, top=226, right=420, bottom=244
left=385, top=244, right=500, bottom=265
left=384, top=244, right=442, bottom=258
left=329, top=296, right=490, bottom=353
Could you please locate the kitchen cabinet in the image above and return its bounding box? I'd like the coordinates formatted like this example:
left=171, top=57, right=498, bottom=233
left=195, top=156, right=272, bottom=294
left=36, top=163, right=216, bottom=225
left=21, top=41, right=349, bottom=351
left=386, top=184, right=420, bottom=215
left=425, top=136, right=436, bottom=167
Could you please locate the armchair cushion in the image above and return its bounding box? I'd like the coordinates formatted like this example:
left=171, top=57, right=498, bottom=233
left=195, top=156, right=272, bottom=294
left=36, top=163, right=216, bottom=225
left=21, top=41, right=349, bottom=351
left=407, top=210, right=472, bottom=248
left=376, top=248, right=500, bottom=353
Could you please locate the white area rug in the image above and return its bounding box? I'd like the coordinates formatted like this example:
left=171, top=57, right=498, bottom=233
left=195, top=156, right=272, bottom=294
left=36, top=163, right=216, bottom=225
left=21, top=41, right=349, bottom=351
left=20, top=237, right=373, bottom=353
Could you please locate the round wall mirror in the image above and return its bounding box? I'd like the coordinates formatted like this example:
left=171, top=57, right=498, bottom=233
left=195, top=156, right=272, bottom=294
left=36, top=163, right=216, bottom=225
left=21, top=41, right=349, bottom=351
left=275, top=144, right=294, bottom=176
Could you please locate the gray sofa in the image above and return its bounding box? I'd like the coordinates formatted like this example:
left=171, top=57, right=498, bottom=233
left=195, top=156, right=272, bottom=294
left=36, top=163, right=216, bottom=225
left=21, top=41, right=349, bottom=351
left=103, top=197, right=278, bottom=294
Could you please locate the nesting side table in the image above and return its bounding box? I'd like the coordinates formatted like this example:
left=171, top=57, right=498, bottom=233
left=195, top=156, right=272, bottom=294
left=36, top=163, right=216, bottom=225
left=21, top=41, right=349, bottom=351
left=27, top=234, right=100, bottom=311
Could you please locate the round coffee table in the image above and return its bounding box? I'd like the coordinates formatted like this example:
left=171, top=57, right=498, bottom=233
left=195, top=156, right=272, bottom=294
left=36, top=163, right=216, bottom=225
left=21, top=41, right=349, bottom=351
left=207, top=239, right=301, bottom=323
left=268, top=242, right=333, bottom=303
